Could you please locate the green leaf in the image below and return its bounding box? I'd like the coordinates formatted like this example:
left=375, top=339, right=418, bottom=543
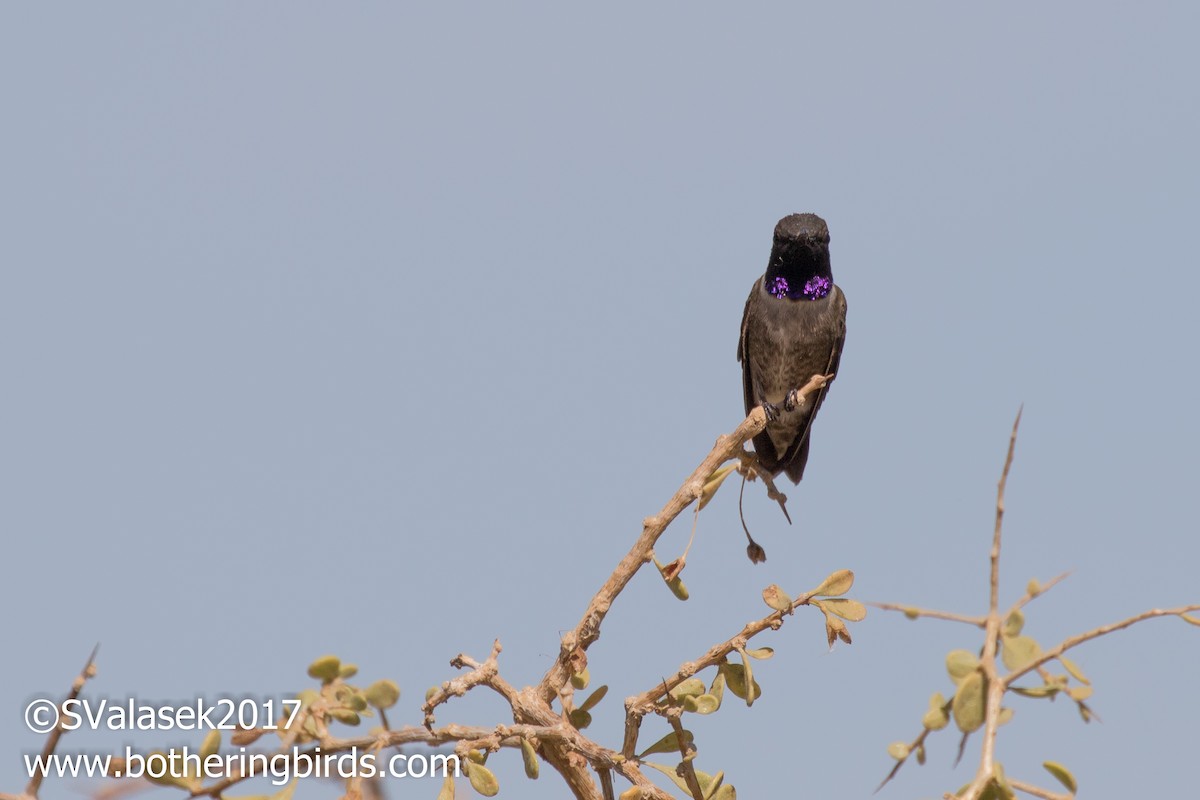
left=821, top=598, right=867, bottom=622
left=1000, top=635, right=1042, bottom=672
left=720, top=663, right=760, bottom=704
left=328, top=708, right=360, bottom=726
left=1181, top=613, right=1200, bottom=627
left=437, top=773, right=455, bottom=800
left=364, top=679, right=401, bottom=709
left=520, top=739, right=539, bottom=779
left=666, top=574, right=690, bottom=601
left=698, top=464, right=736, bottom=510
left=341, top=689, right=368, bottom=712
left=992, top=762, right=1016, bottom=800
left=567, top=709, right=592, bottom=729
left=642, top=762, right=723, bottom=798
left=1002, top=609, right=1024, bottom=638
left=1043, top=761, right=1078, bottom=793
left=811, top=569, right=854, bottom=597
left=922, top=705, right=949, bottom=731
left=579, top=684, right=609, bottom=712
left=1059, top=656, right=1090, bottom=685
left=887, top=742, right=910, bottom=760
left=142, top=751, right=196, bottom=790
left=692, top=694, right=720, bottom=714
left=708, top=670, right=726, bottom=703
left=1011, top=684, right=1059, bottom=698
left=923, top=692, right=949, bottom=729
left=1066, top=685, right=1093, bottom=701
left=1026, top=578, right=1042, bottom=597
left=946, top=650, right=980, bottom=684
left=570, top=668, right=590, bottom=690
left=710, top=784, right=736, bottom=800
left=338, top=663, right=358, bottom=679
left=465, top=761, right=499, bottom=796
left=744, top=646, right=774, bottom=660
left=638, top=730, right=694, bottom=758
left=669, top=678, right=707, bottom=700
left=952, top=671, right=986, bottom=733
left=739, top=650, right=759, bottom=707
left=307, top=655, right=342, bottom=682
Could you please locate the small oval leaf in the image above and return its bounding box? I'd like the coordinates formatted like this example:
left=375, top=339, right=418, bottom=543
left=946, top=650, right=980, bottom=683
left=520, top=739, right=539, bottom=779
left=1000, top=635, right=1042, bottom=672
left=1002, top=609, right=1024, bottom=638
left=822, top=598, right=867, bottom=622
left=364, top=680, right=401, bottom=710
left=307, top=655, right=342, bottom=682
left=952, top=671, right=986, bottom=733
left=762, top=584, right=792, bottom=611
left=812, top=569, right=854, bottom=597
left=579, top=684, right=609, bottom=712
left=1043, top=761, right=1077, bottom=794
left=465, top=761, right=499, bottom=797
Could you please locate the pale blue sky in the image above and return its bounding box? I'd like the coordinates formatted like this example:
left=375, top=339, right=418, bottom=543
left=3, top=4, right=1198, bottom=799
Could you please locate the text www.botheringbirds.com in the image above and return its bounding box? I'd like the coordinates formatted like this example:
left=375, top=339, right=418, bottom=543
left=25, top=746, right=460, bottom=786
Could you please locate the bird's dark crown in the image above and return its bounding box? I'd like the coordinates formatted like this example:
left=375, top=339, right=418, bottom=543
left=774, top=213, right=829, bottom=245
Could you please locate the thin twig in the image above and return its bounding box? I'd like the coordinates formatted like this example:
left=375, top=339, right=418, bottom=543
left=25, top=644, right=100, bottom=799
left=1008, top=777, right=1073, bottom=800
left=1000, top=571, right=1072, bottom=623
left=423, top=640, right=515, bottom=728
left=868, top=603, right=986, bottom=627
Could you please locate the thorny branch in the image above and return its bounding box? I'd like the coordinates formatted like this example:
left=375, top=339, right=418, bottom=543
left=881, top=410, right=1199, bottom=800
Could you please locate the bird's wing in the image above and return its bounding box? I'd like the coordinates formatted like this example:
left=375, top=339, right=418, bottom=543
left=738, top=280, right=757, bottom=417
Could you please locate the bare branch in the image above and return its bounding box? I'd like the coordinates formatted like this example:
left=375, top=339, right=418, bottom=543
left=423, top=640, right=516, bottom=728
left=538, top=372, right=834, bottom=703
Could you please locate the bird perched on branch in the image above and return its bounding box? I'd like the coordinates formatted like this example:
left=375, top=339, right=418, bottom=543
left=738, top=213, right=847, bottom=484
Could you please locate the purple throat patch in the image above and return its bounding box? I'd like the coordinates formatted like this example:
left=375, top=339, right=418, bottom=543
left=769, top=275, right=830, bottom=300
left=802, top=275, right=831, bottom=299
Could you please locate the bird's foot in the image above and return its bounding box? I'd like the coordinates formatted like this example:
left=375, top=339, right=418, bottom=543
left=784, top=388, right=801, bottom=412
left=762, top=401, right=781, bottom=422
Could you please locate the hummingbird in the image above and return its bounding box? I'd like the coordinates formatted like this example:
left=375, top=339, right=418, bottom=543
left=738, top=213, right=847, bottom=484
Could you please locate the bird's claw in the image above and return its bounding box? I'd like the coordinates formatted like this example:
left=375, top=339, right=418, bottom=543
left=784, top=388, right=800, bottom=412
left=762, top=402, right=781, bottom=422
